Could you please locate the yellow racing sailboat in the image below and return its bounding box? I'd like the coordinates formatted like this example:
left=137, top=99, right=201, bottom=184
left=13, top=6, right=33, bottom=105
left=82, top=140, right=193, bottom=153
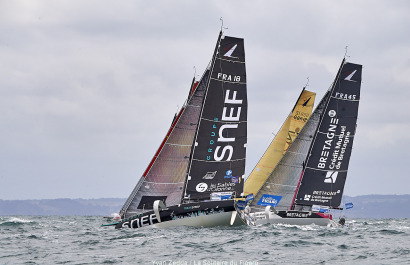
left=244, top=88, right=316, bottom=197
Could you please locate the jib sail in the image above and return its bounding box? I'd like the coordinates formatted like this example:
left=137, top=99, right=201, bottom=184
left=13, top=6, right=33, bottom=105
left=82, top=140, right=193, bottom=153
left=119, top=70, right=210, bottom=218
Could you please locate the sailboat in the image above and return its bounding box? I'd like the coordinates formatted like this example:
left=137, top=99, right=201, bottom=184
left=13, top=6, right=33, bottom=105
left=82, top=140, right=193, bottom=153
left=104, top=31, right=248, bottom=229
left=244, top=88, right=316, bottom=198
left=240, top=59, right=362, bottom=227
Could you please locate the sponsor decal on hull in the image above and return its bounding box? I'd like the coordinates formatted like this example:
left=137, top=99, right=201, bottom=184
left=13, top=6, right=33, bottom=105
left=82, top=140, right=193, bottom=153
left=117, top=201, right=236, bottom=229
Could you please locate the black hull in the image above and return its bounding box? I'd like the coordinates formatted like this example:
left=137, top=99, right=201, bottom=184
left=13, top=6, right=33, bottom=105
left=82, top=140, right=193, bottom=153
left=113, top=200, right=239, bottom=229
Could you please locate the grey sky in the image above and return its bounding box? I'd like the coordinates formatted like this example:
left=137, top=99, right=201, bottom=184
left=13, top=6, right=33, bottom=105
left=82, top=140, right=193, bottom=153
left=1, top=1, right=409, bottom=200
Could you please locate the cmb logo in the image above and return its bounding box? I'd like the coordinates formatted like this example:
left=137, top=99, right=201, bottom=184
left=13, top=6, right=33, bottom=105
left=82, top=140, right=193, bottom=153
left=324, top=171, right=338, bottom=183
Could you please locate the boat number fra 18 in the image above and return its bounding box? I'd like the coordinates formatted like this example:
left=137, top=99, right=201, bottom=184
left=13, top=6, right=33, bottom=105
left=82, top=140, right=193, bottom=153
left=217, top=73, right=241, bottom=82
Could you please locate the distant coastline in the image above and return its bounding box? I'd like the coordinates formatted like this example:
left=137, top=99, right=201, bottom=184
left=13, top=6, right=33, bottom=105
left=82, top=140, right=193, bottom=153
left=1, top=195, right=409, bottom=218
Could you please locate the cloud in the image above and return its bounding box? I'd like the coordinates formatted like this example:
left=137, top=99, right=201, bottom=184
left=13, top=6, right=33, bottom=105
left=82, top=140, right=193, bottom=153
left=1, top=0, right=409, bottom=199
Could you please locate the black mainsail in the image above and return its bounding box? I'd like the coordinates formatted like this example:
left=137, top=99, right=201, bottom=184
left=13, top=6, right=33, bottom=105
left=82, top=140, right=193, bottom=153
left=293, top=60, right=362, bottom=208
left=183, top=33, right=247, bottom=202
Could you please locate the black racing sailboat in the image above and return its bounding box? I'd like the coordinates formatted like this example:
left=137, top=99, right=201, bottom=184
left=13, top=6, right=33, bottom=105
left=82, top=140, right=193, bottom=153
left=105, top=31, right=247, bottom=229
left=240, top=59, right=362, bottom=226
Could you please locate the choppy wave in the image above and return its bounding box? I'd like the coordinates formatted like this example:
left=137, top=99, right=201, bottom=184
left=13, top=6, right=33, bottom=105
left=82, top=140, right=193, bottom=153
left=0, top=216, right=409, bottom=264
left=0, top=217, right=35, bottom=226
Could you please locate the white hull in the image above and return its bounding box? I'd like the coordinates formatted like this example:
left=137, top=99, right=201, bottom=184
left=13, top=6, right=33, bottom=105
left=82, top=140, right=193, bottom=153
left=152, top=210, right=245, bottom=229
left=243, top=208, right=338, bottom=227
left=253, top=213, right=337, bottom=227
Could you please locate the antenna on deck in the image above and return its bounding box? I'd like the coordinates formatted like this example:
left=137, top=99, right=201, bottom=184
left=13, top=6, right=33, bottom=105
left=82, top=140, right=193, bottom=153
left=304, top=77, right=310, bottom=89
left=344, top=46, right=350, bottom=59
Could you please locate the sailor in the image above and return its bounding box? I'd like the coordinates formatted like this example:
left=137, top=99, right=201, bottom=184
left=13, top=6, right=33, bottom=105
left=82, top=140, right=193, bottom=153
left=244, top=203, right=253, bottom=225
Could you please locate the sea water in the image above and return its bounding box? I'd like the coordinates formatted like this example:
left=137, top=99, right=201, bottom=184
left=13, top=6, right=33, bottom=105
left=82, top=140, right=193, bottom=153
left=0, top=216, right=409, bottom=264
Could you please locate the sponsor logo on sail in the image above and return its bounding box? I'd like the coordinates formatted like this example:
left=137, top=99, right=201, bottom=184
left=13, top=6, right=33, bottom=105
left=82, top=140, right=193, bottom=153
left=211, top=192, right=232, bottom=201
left=344, top=70, right=357, bottom=82
left=257, top=194, right=282, bottom=207
left=324, top=171, right=338, bottom=183
left=231, top=176, right=240, bottom=183
left=302, top=97, right=311, bottom=107
left=212, top=89, right=244, bottom=162
left=208, top=182, right=236, bottom=192
left=304, top=194, right=311, bottom=201
left=196, top=182, right=208, bottom=192
left=317, top=111, right=339, bottom=169
left=223, top=44, right=238, bottom=58
left=203, top=171, right=217, bottom=179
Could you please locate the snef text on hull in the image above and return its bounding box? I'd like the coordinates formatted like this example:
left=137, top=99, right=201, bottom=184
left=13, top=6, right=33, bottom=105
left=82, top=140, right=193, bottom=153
left=112, top=200, right=245, bottom=229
